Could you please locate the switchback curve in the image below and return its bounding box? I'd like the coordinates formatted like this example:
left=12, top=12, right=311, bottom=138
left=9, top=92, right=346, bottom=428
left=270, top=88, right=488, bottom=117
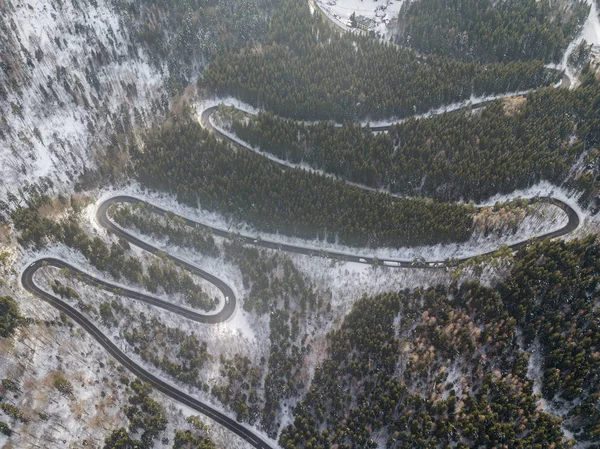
left=101, top=195, right=579, bottom=267
left=21, top=258, right=272, bottom=447
left=20, top=189, right=580, bottom=449
left=20, top=110, right=581, bottom=449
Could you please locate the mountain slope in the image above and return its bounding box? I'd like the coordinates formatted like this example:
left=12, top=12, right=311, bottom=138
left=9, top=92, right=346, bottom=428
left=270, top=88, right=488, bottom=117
left=0, top=0, right=169, bottom=196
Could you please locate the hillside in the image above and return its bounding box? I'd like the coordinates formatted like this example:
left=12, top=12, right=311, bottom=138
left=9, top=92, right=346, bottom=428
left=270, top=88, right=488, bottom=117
left=0, top=0, right=268, bottom=197
left=1, top=1, right=600, bottom=448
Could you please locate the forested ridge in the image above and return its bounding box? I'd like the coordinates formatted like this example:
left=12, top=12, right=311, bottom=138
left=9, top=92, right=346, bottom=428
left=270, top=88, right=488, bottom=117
left=133, top=107, right=476, bottom=248
left=199, top=0, right=559, bottom=121
left=397, top=0, right=589, bottom=63
left=280, top=237, right=600, bottom=448
left=227, top=69, right=600, bottom=202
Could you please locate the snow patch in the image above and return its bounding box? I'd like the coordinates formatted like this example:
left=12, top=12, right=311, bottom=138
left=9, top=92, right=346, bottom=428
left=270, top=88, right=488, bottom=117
left=555, top=0, right=600, bottom=85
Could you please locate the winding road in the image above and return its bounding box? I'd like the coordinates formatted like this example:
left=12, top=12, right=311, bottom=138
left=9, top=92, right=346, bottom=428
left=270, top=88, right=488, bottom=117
left=20, top=191, right=579, bottom=448
left=19, top=108, right=580, bottom=449
left=102, top=195, right=578, bottom=267
left=200, top=105, right=580, bottom=262
left=12, top=0, right=591, bottom=443
left=21, top=263, right=272, bottom=449
left=201, top=103, right=527, bottom=198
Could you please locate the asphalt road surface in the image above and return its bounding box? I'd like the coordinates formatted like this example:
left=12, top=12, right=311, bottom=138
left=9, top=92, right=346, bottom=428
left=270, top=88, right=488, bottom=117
left=18, top=29, right=572, bottom=444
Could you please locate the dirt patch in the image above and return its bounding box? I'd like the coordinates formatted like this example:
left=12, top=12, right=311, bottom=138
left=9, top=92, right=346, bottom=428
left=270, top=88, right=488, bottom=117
left=474, top=204, right=526, bottom=235
left=502, top=96, right=526, bottom=116
left=87, top=396, right=122, bottom=430
left=35, top=194, right=92, bottom=221
left=251, top=43, right=264, bottom=55
left=37, top=197, right=70, bottom=219
left=0, top=225, right=12, bottom=244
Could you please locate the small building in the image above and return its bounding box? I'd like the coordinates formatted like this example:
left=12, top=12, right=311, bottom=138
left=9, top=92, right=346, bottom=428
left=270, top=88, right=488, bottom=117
left=355, top=14, right=375, bottom=31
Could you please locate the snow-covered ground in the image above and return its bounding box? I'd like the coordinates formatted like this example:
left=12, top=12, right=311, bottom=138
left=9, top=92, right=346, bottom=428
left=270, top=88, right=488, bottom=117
left=13, top=244, right=275, bottom=448
left=554, top=0, right=600, bottom=85
left=1, top=0, right=598, bottom=446
left=312, top=0, right=403, bottom=37
left=0, top=307, right=131, bottom=449
left=95, top=190, right=461, bottom=436
left=3, top=180, right=593, bottom=448
left=581, top=0, right=600, bottom=47
left=32, top=261, right=266, bottom=394
left=0, top=0, right=168, bottom=198
left=0, top=295, right=265, bottom=449
left=10, top=188, right=450, bottom=448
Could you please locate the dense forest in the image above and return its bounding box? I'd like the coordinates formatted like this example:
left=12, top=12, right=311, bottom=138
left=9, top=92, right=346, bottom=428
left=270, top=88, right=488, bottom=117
left=199, top=0, right=559, bottom=121
left=134, top=108, right=477, bottom=248
left=227, top=69, right=600, bottom=202
left=397, top=0, right=589, bottom=63
left=280, top=236, right=600, bottom=448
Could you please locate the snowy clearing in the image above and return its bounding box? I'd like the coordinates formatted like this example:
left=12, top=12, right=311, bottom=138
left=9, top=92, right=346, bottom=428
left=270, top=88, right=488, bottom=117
left=312, top=0, right=403, bottom=37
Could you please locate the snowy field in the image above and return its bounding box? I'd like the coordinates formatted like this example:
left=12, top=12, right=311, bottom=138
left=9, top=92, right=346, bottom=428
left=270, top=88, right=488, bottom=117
left=555, top=0, right=600, bottom=85
left=312, top=0, right=403, bottom=36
